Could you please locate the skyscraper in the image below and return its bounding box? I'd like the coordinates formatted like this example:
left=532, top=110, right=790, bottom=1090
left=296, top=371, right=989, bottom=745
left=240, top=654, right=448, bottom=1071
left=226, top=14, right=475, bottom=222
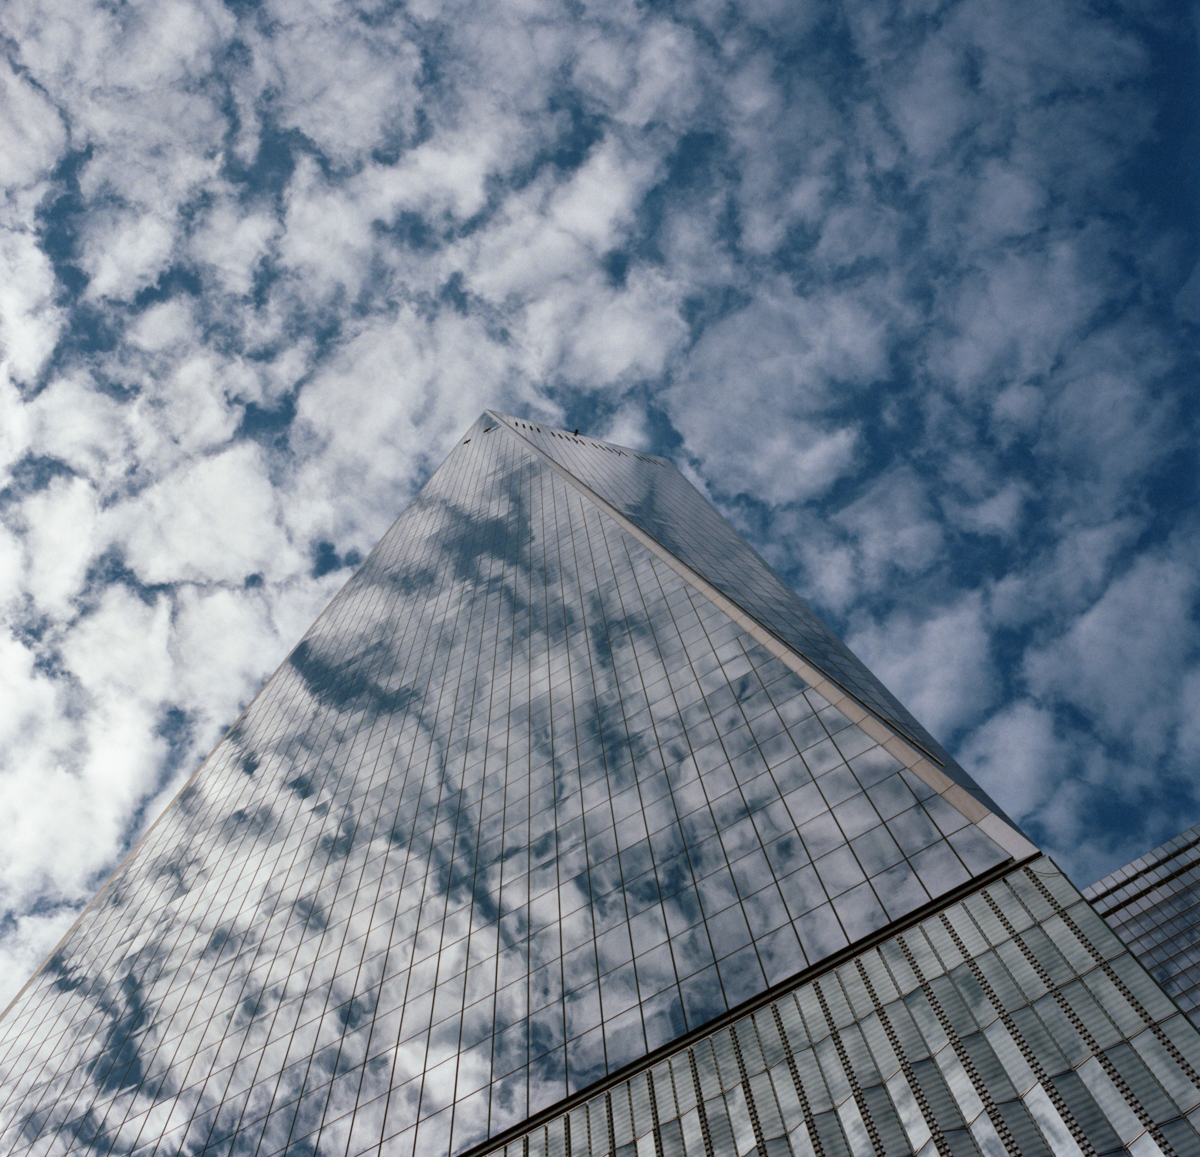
left=1, top=411, right=1198, bottom=1157
left=1086, top=824, right=1200, bottom=1032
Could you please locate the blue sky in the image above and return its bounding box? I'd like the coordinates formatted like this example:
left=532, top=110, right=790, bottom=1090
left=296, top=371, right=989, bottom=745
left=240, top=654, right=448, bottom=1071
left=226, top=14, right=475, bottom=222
left=0, top=0, right=1196, bottom=1005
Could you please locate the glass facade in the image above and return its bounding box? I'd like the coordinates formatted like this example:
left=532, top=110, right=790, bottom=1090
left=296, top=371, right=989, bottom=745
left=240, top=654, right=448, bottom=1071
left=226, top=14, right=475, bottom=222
left=1086, top=824, right=1200, bottom=1031
left=500, top=420, right=1010, bottom=826
left=0, top=412, right=1195, bottom=1157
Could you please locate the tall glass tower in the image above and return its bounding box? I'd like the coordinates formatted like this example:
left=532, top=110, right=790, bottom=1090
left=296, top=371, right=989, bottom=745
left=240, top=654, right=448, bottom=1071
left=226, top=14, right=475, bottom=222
left=1, top=412, right=1198, bottom=1157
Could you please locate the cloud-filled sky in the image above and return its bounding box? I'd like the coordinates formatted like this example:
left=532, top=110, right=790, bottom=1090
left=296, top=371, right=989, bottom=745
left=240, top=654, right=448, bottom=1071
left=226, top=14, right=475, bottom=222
left=0, top=0, right=1196, bottom=1007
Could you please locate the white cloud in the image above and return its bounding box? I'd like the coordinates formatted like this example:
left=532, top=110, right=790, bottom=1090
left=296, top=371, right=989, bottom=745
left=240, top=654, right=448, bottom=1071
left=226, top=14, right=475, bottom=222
left=967, top=158, right=1047, bottom=242
left=171, top=585, right=275, bottom=706
left=945, top=480, right=1027, bottom=539
left=1176, top=666, right=1200, bottom=771
left=22, top=375, right=135, bottom=490
left=0, top=587, right=171, bottom=913
left=669, top=289, right=886, bottom=504
left=119, top=442, right=298, bottom=585
left=1024, top=546, right=1199, bottom=758
left=189, top=202, right=279, bottom=297
left=616, top=20, right=705, bottom=130
left=549, top=139, right=657, bottom=250
left=0, top=59, right=68, bottom=381
left=82, top=210, right=176, bottom=301
left=286, top=307, right=531, bottom=550
left=0, top=58, right=67, bottom=191
left=1041, top=327, right=1177, bottom=514
left=850, top=593, right=997, bottom=741
left=957, top=699, right=1072, bottom=826
left=597, top=403, right=651, bottom=450
left=929, top=242, right=1104, bottom=397
left=17, top=476, right=100, bottom=616
left=0, top=231, right=65, bottom=386
left=990, top=517, right=1142, bottom=630
left=884, top=27, right=982, bottom=162
left=0, top=374, right=34, bottom=479
left=255, top=5, right=423, bottom=167
left=835, top=469, right=945, bottom=590
left=61, top=583, right=173, bottom=699
left=523, top=270, right=686, bottom=385
left=814, top=203, right=902, bottom=270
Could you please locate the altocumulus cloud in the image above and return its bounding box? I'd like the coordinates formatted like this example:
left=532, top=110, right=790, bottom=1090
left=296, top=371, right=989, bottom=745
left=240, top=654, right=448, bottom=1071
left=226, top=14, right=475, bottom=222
left=0, top=0, right=1196, bottom=1004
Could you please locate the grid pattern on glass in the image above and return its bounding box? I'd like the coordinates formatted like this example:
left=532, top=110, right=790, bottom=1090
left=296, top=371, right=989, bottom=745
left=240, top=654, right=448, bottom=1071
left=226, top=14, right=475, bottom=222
left=491, top=414, right=1011, bottom=827
left=1086, top=824, right=1200, bottom=1031
left=483, top=858, right=1200, bottom=1157
left=0, top=414, right=1009, bottom=1157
